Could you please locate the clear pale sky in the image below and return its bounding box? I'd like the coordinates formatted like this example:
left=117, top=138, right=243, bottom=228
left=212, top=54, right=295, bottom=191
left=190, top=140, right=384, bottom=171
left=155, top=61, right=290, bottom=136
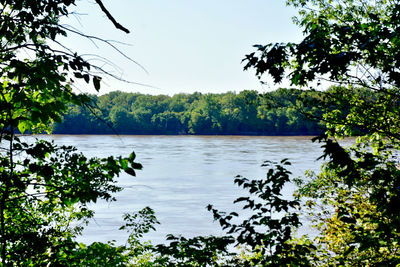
left=63, top=0, right=304, bottom=95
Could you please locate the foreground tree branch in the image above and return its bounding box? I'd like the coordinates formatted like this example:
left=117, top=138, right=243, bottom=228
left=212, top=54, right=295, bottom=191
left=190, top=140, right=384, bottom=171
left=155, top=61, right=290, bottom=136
left=94, top=0, right=130, bottom=33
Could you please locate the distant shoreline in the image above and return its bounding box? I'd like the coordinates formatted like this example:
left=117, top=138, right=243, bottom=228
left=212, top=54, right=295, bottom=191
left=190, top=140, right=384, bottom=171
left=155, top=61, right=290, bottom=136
left=27, top=133, right=320, bottom=137
left=52, top=89, right=326, bottom=136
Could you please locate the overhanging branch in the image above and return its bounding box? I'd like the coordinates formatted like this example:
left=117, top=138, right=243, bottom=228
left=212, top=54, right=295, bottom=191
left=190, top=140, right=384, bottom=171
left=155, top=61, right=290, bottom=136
left=94, top=0, right=130, bottom=34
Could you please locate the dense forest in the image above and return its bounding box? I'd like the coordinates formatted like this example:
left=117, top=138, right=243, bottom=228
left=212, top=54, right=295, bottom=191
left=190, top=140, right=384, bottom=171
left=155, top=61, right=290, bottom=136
left=53, top=88, right=330, bottom=135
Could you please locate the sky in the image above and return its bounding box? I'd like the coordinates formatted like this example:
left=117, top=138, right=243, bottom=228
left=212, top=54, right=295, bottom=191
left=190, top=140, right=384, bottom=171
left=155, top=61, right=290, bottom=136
left=62, top=0, right=304, bottom=95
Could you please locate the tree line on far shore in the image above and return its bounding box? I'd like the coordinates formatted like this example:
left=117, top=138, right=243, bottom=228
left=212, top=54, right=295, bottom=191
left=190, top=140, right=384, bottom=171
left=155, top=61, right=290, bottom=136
left=52, top=87, right=351, bottom=135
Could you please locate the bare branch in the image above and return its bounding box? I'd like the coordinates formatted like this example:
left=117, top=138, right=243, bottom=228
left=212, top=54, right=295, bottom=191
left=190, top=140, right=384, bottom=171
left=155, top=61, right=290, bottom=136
left=58, top=25, right=148, bottom=74
left=94, top=0, right=130, bottom=33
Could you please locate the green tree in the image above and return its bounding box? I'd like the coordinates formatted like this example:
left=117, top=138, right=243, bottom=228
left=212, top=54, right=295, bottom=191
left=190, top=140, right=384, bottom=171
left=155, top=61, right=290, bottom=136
left=188, top=94, right=223, bottom=134
left=54, top=90, right=327, bottom=136
left=0, top=0, right=143, bottom=265
left=152, top=111, right=185, bottom=134
left=233, top=90, right=260, bottom=133
left=109, top=105, right=137, bottom=133
left=244, top=0, right=400, bottom=264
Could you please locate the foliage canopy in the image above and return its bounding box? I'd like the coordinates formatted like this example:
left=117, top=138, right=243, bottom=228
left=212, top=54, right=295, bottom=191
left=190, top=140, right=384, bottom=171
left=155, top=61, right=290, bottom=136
left=241, top=0, right=400, bottom=264
left=53, top=89, right=327, bottom=136
left=0, top=0, right=144, bottom=265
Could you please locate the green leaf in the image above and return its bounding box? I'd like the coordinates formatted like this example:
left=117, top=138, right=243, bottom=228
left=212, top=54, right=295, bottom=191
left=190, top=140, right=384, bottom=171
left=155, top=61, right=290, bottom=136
left=93, top=76, right=101, bottom=91
left=125, top=167, right=136, bottom=176
left=119, top=158, right=129, bottom=170
left=132, top=162, right=143, bottom=170
left=83, top=74, right=90, bottom=83
left=129, top=151, right=136, bottom=162
left=17, top=120, right=31, bottom=134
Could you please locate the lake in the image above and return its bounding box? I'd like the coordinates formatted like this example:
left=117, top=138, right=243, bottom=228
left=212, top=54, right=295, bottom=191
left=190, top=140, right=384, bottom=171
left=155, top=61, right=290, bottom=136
left=24, top=135, right=346, bottom=245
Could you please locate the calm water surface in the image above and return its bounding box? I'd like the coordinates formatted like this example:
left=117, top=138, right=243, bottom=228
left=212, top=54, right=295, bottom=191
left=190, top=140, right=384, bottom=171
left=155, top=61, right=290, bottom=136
left=24, top=135, right=348, bottom=244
